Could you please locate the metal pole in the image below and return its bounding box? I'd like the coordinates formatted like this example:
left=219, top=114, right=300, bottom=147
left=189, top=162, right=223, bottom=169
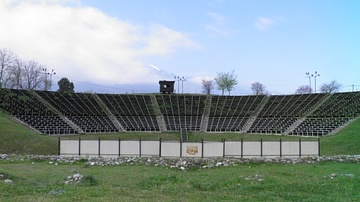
left=159, top=138, right=162, bottom=157
left=311, top=71, right=320, bottom=93
left=98, top=137, right=101, bottom=157
left=260, top=138, right=263, bottom=157
left=306, top=72, right=311, bottom=93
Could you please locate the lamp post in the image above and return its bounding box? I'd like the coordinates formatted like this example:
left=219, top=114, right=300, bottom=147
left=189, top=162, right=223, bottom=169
left=180, top=76, right=186, bottom=94
left=42, top=68, right=47, bottom=90
left=305, top=72, right=312, bottom=93
left=174, top=76, right=180, bottom=94
left=311, top=71, right=320, bottom=93
left=48, top=69, right=56, bottom=91
left=42, top=68, right=56, bottom=91
left=174, top=76, right=186, bottom=94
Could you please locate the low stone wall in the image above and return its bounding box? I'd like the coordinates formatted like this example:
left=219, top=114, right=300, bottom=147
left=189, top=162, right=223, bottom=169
left=59, top=138, right=319, bottom=158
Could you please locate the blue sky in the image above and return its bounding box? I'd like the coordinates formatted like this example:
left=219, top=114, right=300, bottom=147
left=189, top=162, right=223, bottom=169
left=1, top=0, right=359, bottom=94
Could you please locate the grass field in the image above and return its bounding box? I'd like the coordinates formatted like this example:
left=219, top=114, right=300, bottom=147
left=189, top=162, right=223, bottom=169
left=0, top=159, right=359, bottom=201
left=1, top=111, right=360, bottom=201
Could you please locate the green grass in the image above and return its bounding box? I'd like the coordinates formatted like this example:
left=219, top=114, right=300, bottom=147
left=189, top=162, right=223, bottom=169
left=320, top=118, right=360, bottom=156
left=0, top=160, right=359, bottom=201
left=0, top=111, right=58, bottom=155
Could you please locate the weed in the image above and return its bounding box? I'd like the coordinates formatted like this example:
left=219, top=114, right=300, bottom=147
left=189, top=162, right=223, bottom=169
left=80, top=175, right=99, bottom=186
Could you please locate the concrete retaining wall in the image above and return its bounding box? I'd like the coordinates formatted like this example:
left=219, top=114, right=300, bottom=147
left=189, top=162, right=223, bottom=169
left=59, top=138, right=320, bottom=158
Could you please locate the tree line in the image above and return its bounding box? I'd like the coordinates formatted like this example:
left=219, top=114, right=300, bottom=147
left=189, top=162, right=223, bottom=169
left=202, top=70, right=342, bottom=95
left=0, top=48, right=52, bottom=90
left=0, top=48, right=74, bottom=93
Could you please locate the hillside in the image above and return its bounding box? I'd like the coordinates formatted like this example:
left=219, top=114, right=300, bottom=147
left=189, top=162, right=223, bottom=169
left=0, top=110, right=58, bottom=154
left=320, top=118, right=360, bottom=156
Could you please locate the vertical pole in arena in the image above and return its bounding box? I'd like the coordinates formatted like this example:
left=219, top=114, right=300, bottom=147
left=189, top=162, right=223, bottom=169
left=299, top=138, right=302, bottom=157
left=139, top=137, right=142, bottom=157
left=58, top=137, right=61, bottom=155
left=241, top=138, right=243, bottom=158
left=260, top=138, right=263, bottom=157
left=118, top=138, right=121, bottom=157
left=201, top=138, right=204, bottom=158
left=159, top=138, right=162, bottom=157
left=318, top=138, right=321, bottom=156
left=222, top=138, right=226, bottom=158
left=98, top=137, right=101, bottom=157
left=280, top=138, right=282, bottom=158
left=78, top=137, right=81, bottom=156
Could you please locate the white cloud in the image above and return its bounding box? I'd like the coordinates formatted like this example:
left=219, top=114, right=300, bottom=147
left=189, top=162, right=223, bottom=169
left=208, top=12, right=225, bottom=25
left=255, top=17, right=274, bottom=31
left=0, top=1, right=198, bottom=85
left=206, top=12, right=233, bottom=37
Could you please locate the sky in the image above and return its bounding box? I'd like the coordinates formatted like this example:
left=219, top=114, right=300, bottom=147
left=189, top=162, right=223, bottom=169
left=1, top=0, right=360, bottom=95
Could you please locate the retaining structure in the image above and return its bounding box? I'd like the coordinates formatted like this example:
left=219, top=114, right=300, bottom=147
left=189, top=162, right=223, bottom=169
left=59, top=138, right=320, bottom=158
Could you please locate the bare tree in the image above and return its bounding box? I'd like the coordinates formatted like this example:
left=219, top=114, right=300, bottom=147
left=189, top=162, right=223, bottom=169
left=6, top=58, right=23, bottom=89
left=295, top=85, right=312, bottom=94
left=251, top=82, right=267, bottom=95
left=21, top=60, right=46, bottom=90
left=320, top=80, right=342, bottom=93
left=5, top=58, right=46, bottom=90
left=0, top=48, right=17, bottom=88
left=214, top=70, right=238, bottom=95
left=201, top=79, right=214, bottom=95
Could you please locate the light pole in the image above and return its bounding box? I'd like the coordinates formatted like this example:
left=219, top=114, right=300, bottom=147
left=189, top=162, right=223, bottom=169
left=42, top=68, right=56, bottom=91
left=311, top=71, right=320, bottom=93
left=42, top=68, right=48, bottom=91
left=174, top=76, right=180, bottom=93
left=305, top=72, right=312, bottom=93
left=180, top=76, right=186, bottom=94
left=48, top=69, right=56, bottom=91
left=174, top=76, right=186, bottom=94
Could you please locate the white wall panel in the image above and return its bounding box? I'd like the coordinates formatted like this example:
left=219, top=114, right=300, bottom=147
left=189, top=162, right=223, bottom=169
left=100, top=140, right=119, bottom=156
left=301, top=142, right=319, bottom=156
left=120, top=141, right=139, bottom=156
left=225, top=142, right=242, bottom=157
left=243, top=142, right=261, bottom=157
left=60, top=140, right=78, bottom=155
left=141, top=141, right=160, bottom=156
left=263, top=142, right=280, bottom=156
left=282, top=141, right=300, bottom=156
left=80, top=140, right=98, bottom=156
left=161, top=142, right=180, bottom=157
left=203, top=142, right=223, bottom=157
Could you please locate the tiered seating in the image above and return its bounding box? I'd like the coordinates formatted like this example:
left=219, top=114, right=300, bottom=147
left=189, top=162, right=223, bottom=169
left=248, top=93, right=326, bottom=134
left=156, top=94, right=206, bottom=131
left=0, top=89, right=75, bottom=134
left=247, top=117, right=297, bottom=134
left=309, top=92, right=360, bottom=118
left=207, top=95, right=265, bottom=132
left=290, top=92, right=360, bottom=136
left=37, top=91, right=118, bottom=133
left=97, top=94, right=159, bottom=131
left=2, top=88, right=360, bottom=136
left=291, top=117, right=351, bottom=136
